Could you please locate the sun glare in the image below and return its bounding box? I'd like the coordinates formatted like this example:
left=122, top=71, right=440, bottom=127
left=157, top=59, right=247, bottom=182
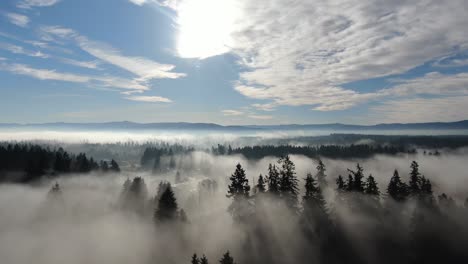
left=176, top=0, right=241, bottom=59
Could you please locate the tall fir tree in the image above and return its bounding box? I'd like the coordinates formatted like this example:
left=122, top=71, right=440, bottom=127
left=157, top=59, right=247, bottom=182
left=155, top=184, right=178, bottom=221
left=200, top=255, right=209, bottom=264
left=256, top=174, right=266, bottom=193
left=347, top=163, right=365, bottom=192
left=315, top=159, right=327, bottom=187
left=409, top=161, right=421, bottom=194
left=266, top=163, right=280, bottom=195
left=227, top=163, right=251, bottom=221
left=387, top=170, right=409, bottom=202
left=192, top=254, right=200, bottom=264
left=278, top=155, right=299, bottom=210
left=303, top=173, right=326, bottom=212
left=219, top=251, right=235, bottom=264
left=336, top=175, right=345, bottom=190
left=364, top=175, right=379, bottom=196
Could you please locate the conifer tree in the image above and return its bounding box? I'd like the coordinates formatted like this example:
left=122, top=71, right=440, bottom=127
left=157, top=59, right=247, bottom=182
left=315, top=159, right=327, bottom=186
left=347, top=163, right=365, bottom=192
left=266, top=164, right=280, bottom=195
left=219, top=251, right=235, bottom=264
left=227, top=163, right=251, bottom=221
left=256, top=174, right=266, bottom=193
left=336, top=175, right=345, bottom=190
left=192, top=254, right=200, bottom=264
left=387, top=170, right=409, bottom=202
left=278, top=155, right=299, bottom=209
left=155, top=184, right=178, bottom=221
left=200, top=255, right=209, bottom=264
left=409, top=161, right=421, bottom=194
left=303, top=173, right=326, bottom=212
left=110, top=159, right=120, bottom=172
left=364, top=175, right=379, bottom=195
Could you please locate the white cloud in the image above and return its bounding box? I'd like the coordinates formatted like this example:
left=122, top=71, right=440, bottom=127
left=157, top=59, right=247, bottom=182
left=125, top=95, right=173, bottom=103
left=59, top=58, right=100, bottom=69
left=248, top=115, right=273, bottom=120
left=371, top=97, right=468, bottom=123
left=163, top=0, right=468, bottom=111
left=5, top=13, right=29, bottom=27
left=0, top=63, right=149, bottom=92
left=0, top=42, right=49, bottom=58
left=222, top=110, right=244, bottom=116
left=5, top=63, right=90, bottom=82
left=251, top=103, right=276, bottom=112
left=128, top=0, right=148, bottom=5
left=17, top=0, right=60, bottom=9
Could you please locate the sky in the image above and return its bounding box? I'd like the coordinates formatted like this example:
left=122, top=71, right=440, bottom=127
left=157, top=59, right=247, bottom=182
left=0, top=0, right=468, bottom=125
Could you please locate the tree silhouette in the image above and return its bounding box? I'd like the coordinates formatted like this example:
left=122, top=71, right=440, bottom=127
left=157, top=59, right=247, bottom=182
left=315, top=159, right=327, bottom=187
left=256, top=174, right=266, bottom=193
left=336, top=175, right=345, bottom=190
left=155, top=184, right=178, bottom=222
left=409, top=161, right=421, bottom=194
left=387, top=170, right=409, bottom=202
left=110, top=159, right=120, bottom=172
left=266, top=163, right=280, bottom=195
left=347, top=163, right=365, bottom=192
left=364, top=175, right=379, bottom=196
left=278, top=155, right=299, bottom=210
left=192, top=253, right=200, bottom=264
left=200, top=254, right=209, bottom=264
left=219, top=251, right=235, bottom=264
left=227, top=163, right=251, bottom=221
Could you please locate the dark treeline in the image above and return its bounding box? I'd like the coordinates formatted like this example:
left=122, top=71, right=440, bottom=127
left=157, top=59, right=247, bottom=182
left=271, top=134, right=468, bottom=149
left=0, top=143, right=120, bottom=182
left=213, top=144, right=414, bottom=159
left=215, top=157, right=468, bottom=263
left=141, top=144, right=195, bottom=172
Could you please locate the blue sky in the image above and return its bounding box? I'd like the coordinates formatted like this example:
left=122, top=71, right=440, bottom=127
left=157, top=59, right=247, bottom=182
left=1, top=0, right=468, bottom=125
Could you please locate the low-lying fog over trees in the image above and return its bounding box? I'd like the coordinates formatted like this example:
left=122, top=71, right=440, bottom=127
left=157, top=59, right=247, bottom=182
left=1, top=134, right=468, bottom=264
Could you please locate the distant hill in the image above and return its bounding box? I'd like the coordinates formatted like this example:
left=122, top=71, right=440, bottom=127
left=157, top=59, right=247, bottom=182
left=0, top=120, right=467, bottom=131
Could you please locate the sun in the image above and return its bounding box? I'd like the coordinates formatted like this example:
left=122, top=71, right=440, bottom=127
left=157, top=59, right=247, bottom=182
left=176, top=0, right=241, bottom=59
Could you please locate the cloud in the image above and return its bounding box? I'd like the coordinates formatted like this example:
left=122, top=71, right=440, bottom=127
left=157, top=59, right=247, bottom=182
left=162, top=0, right=468, bottom=111
left=39, top=26, right=185, bottom=81
left=124, top=95, right=173, bottom=103
left=0, top=42, right=49, bottom=58
left=222, top=110, right=244, bottom=116
left=371, top=96, right=468, bottom=123
left=17, top=0, right=60, bottom=9
left=248, top=114, right=273, bottom=120
left=59, top=58, right=100, bottom=69
left=251, top=103, right=276, bottom=112
left=5, top=13, right=29, bottom=27
left=0, top=63, right=149, bottom=92
left=4, top=63, right=90, bottom=83
left=128, top=0, right=148, bottom=5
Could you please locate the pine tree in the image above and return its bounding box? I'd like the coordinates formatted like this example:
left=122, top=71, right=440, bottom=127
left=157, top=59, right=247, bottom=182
left=100, top=160, right=109, bottom=172
left=155, top=184, right=178, bottom=221
left=227, top=163, right=251, bottom=221
left=110, top=159, right=120, bottom=172
left=303, top=173, right=326, bottom=212
left=192, top=253, right=200, bottom=264
left=266, top=164, right=280, bottom=195
left=409, top=161, right=421, bottom=194
left=347, top=163, right=365, bottom=192
left=315, top=159, right=327, bottom=187
left=387, top=170, right=409, bottom=202
left=364, top=175, right=379, bottom=195
left=278, top=155, right=299, bottom=209
left=219, top=251, right=235, bottom=264
left=345, top=174, right=354, bottom=192
left=256, top=174, right=266, bottom=193
left=200, top=255, right=209, bottom=264
left=227, top=163, right=250, bottom=198
left=336, top=175, right=345, bottom=190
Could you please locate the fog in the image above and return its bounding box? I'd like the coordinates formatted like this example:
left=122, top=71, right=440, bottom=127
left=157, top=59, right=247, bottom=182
left=1, top=149, right=468, bottom=264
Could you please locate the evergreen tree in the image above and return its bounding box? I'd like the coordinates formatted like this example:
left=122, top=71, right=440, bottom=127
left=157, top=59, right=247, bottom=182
left=278, top=155, right=299, bottom=210
left=110, top=159, right=120, bottom=172
left=256, top=174, right=266, bottom=193
left=315, top=159, right=327, bottom=186
left=100, top=160, right=109, bottom=172
left=266, top=164, right=280, bottom=195
left=227, top=163, right=251, bottom=221
left=409, top=161, right=421, bottom=194
left=155, top=184, right=178, bottom=221
left=200, top=255, right=209, bottom=264
left=219, top=251, right=235, bottom=264
left=227, top=163, right=250, bottom=198
left=345, top=174, right=354, bottom=192
left=336, top=175, right=345, bottom=190
left=364, top=175, right=379, bottom=195
left=192, top=254, right=200, bottom=264
left=387, top=170, right=409, bottom=202
left=303, top=173, right=326, bottom=212
left=347, top=163, right=365, bottom=192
